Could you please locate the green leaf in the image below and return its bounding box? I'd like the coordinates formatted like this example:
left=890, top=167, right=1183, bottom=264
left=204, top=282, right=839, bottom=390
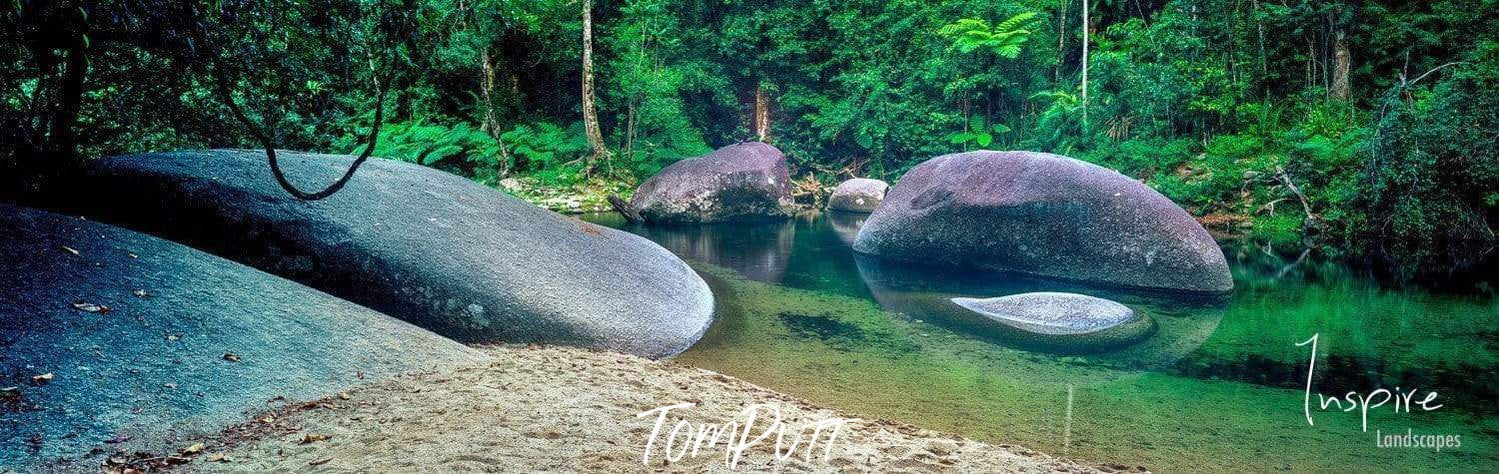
left=974, top=133, right=994, bottom=147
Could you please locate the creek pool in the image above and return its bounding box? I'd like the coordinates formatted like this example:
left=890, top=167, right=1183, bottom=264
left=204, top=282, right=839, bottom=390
left=585, top=212, right=1498, bottom=472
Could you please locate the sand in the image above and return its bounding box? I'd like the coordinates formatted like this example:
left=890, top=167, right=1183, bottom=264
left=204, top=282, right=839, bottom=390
left=154, top=345, right=1097, bottom=472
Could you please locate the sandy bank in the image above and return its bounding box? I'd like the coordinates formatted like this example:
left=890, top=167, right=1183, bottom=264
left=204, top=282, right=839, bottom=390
left=153, top=345, right=1099, bottom=472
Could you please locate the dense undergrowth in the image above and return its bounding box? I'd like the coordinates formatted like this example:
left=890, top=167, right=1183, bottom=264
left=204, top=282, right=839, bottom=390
left=5, top=0, right=1496, bottom=245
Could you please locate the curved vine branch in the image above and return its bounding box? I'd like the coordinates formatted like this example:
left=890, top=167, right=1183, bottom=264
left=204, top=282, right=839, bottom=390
left=211, top=60, right=389, bottom=201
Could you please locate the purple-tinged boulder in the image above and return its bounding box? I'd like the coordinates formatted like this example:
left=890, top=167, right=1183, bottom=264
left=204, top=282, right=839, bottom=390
left=828, top=178, right=889, bottom=213
left=629, top=142, right=794, bottom=223
left=853, top=151, right=1232, bottom=293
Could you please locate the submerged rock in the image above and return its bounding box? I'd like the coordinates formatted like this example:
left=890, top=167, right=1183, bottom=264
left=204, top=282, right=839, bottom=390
left=75, top=149, right=714, bottom=358
left=854, top=254, right=1219, bottom=359
left=950, top=293, right=1153, bottom=349
left=0, top=204, right=486, bottom=470
left=628, top=142, right=794, bottom=223
left=852, top=151, right=1232, bottom=293
left=828, top=178, right=889, bottom=213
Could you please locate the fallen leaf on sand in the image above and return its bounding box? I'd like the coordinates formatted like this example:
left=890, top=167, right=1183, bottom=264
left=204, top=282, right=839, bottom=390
left=1, top=387, right=20, bottom=400
left=205, top=453, right=227, bottom=462
left=309, top=457, right=333, bottom=466
left=61, top=245, right=79, bottom=256
left=180, top=442, right=205, bottom=455
left=337, top=392, right=350, bottom=400
left=223, top=353, right=241, bottom=362
left=165, top=333, right=181, bottom=341
left=71, top=302, right=110, bottom=313
left=104, top=434, right=132, bottom=444
left=30, top=373, right=54, bottom=386
left=133, top=289, right=149, bottom=298
left=258, top=415, right=275, bottom=423
left=298, top=433, right=332, bottom=444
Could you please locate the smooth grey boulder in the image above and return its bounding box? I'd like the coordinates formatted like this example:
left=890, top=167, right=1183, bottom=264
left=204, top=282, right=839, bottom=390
left=951, top=292, right=1141, bottom=335
left=75, top=149, right=713, bottom=359
left=853, top=151, right=1232, bottom=293
left=629, top=142, right=794, bottom=223
left=0, top=204, right=486, bottom=470
left=828, top=178, right=889, bottom=212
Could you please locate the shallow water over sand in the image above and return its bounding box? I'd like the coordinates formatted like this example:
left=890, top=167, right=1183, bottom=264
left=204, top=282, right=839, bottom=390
left=586, top=212, right=1499, bottom=472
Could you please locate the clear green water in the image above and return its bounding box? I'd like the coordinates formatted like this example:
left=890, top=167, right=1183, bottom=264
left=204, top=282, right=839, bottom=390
left=586, top=213, right=1499, bottom=472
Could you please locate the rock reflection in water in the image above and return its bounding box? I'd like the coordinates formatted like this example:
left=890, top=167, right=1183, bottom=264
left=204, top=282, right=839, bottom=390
left=624, top=219, right=796, bottom=284
left=852, top=252, right=1225, bottom=364
left=826, top=210, right=869, bottom=246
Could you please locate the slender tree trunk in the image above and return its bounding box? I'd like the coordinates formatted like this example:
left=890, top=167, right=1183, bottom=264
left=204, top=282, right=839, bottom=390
left=581, top=0, right=609, bottom=165
left=753, top=83, right=771, bottom=141
left=480, top=49, right=516, bottom=175
left=1057, top=0, right=1068, bottom=82
left=1254, top=0, right=1267, bottom=98
left=1330, top=28, right=1350, bottom=102
left=1081, top=0, right=1090, bottom=127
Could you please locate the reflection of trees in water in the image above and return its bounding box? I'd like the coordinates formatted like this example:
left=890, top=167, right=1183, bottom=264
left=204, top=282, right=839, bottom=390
left=628, top=220, right=796, bottom=284
left=595, top=213, right=1496, bottom=410
left=1204, top=239, right=1499, bottom=415
left=1225, top=238, right=1498, bottom=295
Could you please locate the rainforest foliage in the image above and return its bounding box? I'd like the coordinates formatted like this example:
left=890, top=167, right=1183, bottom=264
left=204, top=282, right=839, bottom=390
left=4, top=0, right=1498, bottom=242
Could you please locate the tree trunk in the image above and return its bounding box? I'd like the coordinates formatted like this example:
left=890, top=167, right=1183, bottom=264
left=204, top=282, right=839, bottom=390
left=1081, top=0, right=1090, bottom=126
left=1057, top=0, right=1068, bottom=82
left=1330, top=29, right=1351, bottom=102
left=581, top=0, right=609, bottom=165
left=480, top=49, right=515, bottom=175
left=753, top=83, right=771, bottom=142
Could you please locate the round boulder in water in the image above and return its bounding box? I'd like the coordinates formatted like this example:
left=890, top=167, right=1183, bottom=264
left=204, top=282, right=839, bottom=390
left=853, top=151, right=1232, bottom=293
left=951, top=292, right=1155, bottom=352
left=629, top=142, right=794, bottom=223
left=828, top=178, right=889, bottom=212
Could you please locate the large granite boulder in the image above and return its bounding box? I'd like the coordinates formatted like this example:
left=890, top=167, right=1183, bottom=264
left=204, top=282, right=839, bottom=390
left=0, top=205, right=486, bottom=470
left=628, top=142, right=794, bottom=223
left=73, top=149, right=714, bottom=359
left=828, top=178, right=889, bottom=213
left=853, top=151, right=1232, bottom=293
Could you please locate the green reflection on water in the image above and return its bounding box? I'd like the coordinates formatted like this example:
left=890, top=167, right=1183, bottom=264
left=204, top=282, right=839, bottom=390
left=588, top=213, right=1498, bottom=471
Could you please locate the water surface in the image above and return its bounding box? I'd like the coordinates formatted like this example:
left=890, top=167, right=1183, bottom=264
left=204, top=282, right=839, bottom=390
left=586, top=212, right=1498, bottom=471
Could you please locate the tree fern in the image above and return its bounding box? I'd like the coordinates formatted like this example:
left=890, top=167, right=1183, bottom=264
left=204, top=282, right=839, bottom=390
left=938, top=12, right=1037, bottom=59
